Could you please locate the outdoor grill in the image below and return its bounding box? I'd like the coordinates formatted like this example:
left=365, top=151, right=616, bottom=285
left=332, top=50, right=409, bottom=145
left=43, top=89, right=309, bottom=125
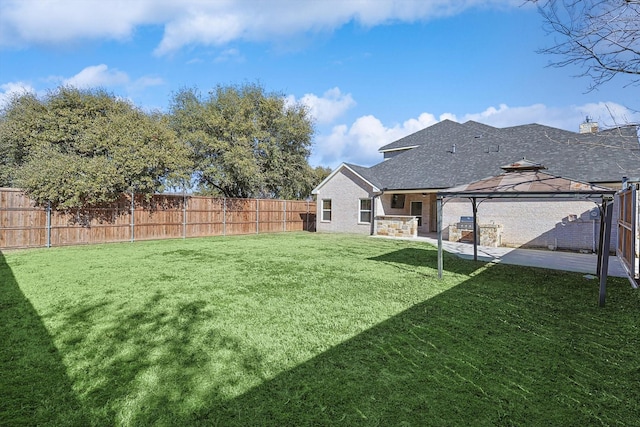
left=456, top=216, right=475, bottom=242
left=456, top=216, right=475, bottom=230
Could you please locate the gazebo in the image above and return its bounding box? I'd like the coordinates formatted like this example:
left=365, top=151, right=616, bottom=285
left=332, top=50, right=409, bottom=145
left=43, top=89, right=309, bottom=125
left=436, top=159, right=617, bottom=306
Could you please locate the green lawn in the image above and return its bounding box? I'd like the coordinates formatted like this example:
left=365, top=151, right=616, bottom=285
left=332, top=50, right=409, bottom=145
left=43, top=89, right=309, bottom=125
left=1, top=233, right=639, bottom=426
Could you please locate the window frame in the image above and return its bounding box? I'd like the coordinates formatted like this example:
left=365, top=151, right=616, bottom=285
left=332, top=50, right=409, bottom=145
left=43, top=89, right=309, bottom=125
left=358, top=198, right=372, bottom=224
left=321, top=199, right=332, bottom=222
left=391, top=194, right=405, bottom=209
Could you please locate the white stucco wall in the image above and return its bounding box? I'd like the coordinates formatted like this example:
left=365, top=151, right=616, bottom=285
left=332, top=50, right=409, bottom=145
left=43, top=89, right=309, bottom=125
left=315, top=168, right=374, bottom=234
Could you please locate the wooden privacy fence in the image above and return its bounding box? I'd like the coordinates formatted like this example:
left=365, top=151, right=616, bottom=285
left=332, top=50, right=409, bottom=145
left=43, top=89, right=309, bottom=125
left=616, top=184, right=639, bottom=285
left=0, top=188, right=316, bottom=249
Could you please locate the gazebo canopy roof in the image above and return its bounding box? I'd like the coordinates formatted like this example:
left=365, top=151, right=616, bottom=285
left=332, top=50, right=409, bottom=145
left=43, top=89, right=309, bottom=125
left=438, top=170, right=616, bottom=200
left=435, top=160, right=618, bottom=306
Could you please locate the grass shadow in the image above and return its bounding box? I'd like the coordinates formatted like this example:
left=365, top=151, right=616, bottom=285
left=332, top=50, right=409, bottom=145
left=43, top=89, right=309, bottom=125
left=368, top=246, right=485, bottom=277
left=197, top=263, right=640, bottom=426
left=0, top=251, right=87, bottom=426
left=54, top=292, right=267, bottom=425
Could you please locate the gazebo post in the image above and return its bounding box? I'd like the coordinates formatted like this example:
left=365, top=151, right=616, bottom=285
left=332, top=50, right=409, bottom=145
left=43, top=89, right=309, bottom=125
left=596, top=200, right=606, bottom=278
left=472, top=197, right=478, bottom=261
left=599, top=200, right=614, bottom=307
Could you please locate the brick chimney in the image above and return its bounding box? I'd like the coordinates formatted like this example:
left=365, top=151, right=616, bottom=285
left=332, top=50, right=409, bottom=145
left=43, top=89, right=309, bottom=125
left=579, top=116, right=598, bottom=134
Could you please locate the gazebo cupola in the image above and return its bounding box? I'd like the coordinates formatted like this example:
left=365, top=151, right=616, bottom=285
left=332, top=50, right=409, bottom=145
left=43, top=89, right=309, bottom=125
left=500, top=158, right=546, bottom=172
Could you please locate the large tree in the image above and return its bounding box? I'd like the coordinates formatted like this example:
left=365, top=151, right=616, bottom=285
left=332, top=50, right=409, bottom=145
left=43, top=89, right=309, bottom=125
left=531, top=0, right=640, bottom=90
left=170, top=83, right=316, bottom=199
left=0, top=87, right=190, bottom=210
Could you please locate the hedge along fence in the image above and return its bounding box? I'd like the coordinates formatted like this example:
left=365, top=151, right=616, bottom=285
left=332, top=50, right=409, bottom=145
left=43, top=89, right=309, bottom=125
left=0, top=188, right=316, bottom=250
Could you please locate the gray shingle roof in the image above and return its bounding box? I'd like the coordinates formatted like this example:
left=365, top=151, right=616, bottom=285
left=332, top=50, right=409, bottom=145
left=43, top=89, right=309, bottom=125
left=343, top=163, right=384, bottom=189
left=377, top=119, right=468, bottom=152
left=358, top=121, right=640, bottom=191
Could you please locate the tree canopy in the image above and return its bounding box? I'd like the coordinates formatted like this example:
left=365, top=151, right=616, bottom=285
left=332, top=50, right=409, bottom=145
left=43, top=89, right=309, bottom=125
left=0, top=87, right=190, bottom=209
left=0, top=83, right=327, bottom=211
left=531, top=0, right=640, bottom=90
left=170, top=83, right=316, bottom=199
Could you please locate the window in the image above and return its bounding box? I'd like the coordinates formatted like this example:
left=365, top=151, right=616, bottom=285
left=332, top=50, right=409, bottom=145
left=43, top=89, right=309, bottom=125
left=391, top=194, right=405, bottom=209
left=359, top=199, right=372, bottom=223
left=322, top=199, right=332, bottom=221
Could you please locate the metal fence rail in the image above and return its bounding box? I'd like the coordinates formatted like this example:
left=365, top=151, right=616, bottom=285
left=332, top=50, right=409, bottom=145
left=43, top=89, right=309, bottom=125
left=0, top=188, right=316, bottom=249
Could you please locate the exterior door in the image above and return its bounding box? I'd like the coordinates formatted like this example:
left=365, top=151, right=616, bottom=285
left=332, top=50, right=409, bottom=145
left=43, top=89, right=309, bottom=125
left=430, top=197, right=437, bottom=232
left=410, top=201, right=423, bottom=227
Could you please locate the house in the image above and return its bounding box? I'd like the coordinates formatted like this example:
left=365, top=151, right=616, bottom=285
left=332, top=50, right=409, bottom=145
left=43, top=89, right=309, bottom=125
left=312, top=119, right=640, bottom=251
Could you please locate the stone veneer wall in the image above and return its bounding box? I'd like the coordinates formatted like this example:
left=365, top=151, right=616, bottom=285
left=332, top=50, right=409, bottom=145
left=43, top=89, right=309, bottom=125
left=449, top=223, right=503, bottom=247
left=375, top=216, right=418, bottom=238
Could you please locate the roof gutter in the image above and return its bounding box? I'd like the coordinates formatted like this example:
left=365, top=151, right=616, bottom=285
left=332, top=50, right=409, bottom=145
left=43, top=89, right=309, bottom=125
left=378, top=145, right=419, bottom=154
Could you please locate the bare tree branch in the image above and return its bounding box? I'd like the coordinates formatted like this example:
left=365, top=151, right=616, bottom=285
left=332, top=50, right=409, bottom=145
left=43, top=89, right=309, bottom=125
left=531, top=0, right=640, bottom=90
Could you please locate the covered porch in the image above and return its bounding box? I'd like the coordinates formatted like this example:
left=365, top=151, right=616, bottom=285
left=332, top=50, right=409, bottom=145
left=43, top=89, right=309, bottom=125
left=373, top=191, right=438, bottom=237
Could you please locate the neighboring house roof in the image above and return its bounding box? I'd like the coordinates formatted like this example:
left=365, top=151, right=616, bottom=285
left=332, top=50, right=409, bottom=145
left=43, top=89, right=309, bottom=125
left=356, top=121, right=640, bottom=191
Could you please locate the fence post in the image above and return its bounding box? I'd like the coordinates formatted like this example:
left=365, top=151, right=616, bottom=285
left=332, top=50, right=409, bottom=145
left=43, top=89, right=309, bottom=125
left=46, top=201, right=51, bottom=248
left=283, top=200, right=286, bottom=232
left=130, top=191, right=135, bottom=243
left=256, top=199, right=259, bottom=234
left=182, top=190, right=187, bottom=239
left=223, top=197, right=226, bottom=236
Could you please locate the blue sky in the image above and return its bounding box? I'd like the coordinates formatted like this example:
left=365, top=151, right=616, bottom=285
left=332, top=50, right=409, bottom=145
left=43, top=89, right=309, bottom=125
left=1, top=0, right=638, bottom=168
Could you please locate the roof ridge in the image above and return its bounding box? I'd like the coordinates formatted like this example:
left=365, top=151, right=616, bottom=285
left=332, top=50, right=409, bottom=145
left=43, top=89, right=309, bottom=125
left=378, top=119, right=467, bottom=152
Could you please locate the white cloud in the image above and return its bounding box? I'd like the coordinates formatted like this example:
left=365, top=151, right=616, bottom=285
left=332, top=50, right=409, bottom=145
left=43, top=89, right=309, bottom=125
left=288, top=87, right=356, bottom=125
left=573, top=102, right=639, bottom=129
left=459, top=102, right=640, bottom=132
left=155, top=11, right=245, bottom=56
left=63, top=64, right=130, bottom=88
left=0, top=0, right=162, bottom=48
left=311, top=111, right=445, bottom=167
left=0, top=81, right=35, bottom=108
left=152, top=0, right=529, bottom=55
left=0, top=0, right=529, bottom=54
left=59, top=64, right=164, bottom=93
left=311, top=102, right=640, bottom=168
left=0, top=66, right=164, bottom=111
